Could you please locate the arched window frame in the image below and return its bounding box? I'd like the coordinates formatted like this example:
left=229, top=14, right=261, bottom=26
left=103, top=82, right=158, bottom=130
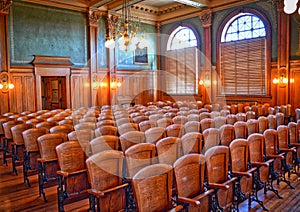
left=216, top=8, right=272, bottom=99
left=164, top=24, right=201, bottom=95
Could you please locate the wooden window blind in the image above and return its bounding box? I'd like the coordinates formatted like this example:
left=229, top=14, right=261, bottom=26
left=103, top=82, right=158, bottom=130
left=220, top=37, right=266, bottom=95
left=165, top=47, right=198, bottom=95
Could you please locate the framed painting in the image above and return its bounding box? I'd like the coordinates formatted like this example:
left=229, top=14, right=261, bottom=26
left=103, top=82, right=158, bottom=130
left=134, top=47, right=148, bottom=64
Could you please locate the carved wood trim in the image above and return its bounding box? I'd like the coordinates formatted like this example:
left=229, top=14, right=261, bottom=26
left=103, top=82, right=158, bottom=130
left=0, top=0, right=12, bottom=14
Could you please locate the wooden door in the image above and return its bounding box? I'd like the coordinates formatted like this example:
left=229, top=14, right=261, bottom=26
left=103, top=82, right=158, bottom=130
left=42, top=76, right=66, bottom=110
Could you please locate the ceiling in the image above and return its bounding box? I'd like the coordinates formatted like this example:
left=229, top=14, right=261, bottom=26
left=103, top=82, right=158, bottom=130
left=24, top=0, right=258, bottom=24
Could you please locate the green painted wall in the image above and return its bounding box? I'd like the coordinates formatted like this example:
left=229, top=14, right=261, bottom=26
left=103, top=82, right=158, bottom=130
left=116, top=23, right=157, bottom=70
left=98, top=15, right=107, bottom=68
left=9, top=1, right=88, bottom=67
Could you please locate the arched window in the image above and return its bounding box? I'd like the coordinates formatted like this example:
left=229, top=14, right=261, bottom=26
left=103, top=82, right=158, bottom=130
left=165, top=26, right=199, bottom=95
left=167, top=26, right=197, bottom=50
left=219, top=12, right=268, bottom=96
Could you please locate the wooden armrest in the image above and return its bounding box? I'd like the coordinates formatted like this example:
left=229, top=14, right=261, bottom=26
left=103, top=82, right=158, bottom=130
left=267, top=154, right=284, bottom=160
left=102, top=183, right=128, bottom=194
left=251, top=162, right=269, bottom=167
left=290, top=143, right=300, bottom=147
left=37, top=158, right=57, bottom=163
left=208, top=182, right=229, bottom=190
left=178, top=189, right=214, bottom=206
left=248, top=167, right=257, bottom=173
left=279, top=148, right=296, bottom=153
left=88, top=183, right=128, bottom=198
left=232, top=171, right=252, bottom=178
left=57, top=170, right=69, bottom=177
left=169, top=205, right=183, bottom=212
left=57, top=169, right=87, bottom=177
left=177, top=196, right=201, bottom=206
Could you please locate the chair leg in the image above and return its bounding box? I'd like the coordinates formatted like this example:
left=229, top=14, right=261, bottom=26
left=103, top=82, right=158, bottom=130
left=250, top=171, right=268, bottom=211
left=38, top=162, right=47, bottom=202
left=88, top=194, right=96, bottom=212
left=12, top=144, right=19, bottom=175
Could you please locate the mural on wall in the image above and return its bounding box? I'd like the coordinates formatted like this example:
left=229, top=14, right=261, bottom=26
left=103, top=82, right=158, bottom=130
left=9, top=2, right=88, bottom=67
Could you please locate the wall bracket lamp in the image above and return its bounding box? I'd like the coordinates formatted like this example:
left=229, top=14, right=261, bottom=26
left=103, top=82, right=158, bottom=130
left=0, top=72, right=14, bottom=93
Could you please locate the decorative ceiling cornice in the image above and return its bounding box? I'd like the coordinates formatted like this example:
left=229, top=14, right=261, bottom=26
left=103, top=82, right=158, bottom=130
left=0, top=0, right=12, bottom=14
left=88, top=8, right=101, bottom=26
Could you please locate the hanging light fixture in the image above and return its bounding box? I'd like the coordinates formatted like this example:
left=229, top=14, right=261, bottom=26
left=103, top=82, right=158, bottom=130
left=104, top=0, right=149, bottom=51
left=0, top=72, right=14, bottom=93
left=283, top=0, right=300, bottom=15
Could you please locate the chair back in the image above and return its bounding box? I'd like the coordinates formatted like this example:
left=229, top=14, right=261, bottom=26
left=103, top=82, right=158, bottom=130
left=119, top=131, right=145, bottom=152
left=247, top=133, right=265, bottom=163
left=95, top=125, right=117, bottom=136
left=125, top=143, right=156, bottom=178
left=267, top=114, right=276, bottom=129
left=166, top=124, right=185, bottom=138
left=145, top=127, right=166, bottom=144
left=258, top=116, right=268, bottom=134
left=117, top=122, right=138, bottom=135
left=181, top=132, right=203, bottom=154
left=156, top=137, right=182, bottom=165
left=157, top=117, right=173, bottom=128
left=90, top=135, right=119, bottom=154
left=200, top=118, right=215, bottom=133
left=214, top=116, right=226, bottom=129
left=202, top=128, right=220, bottom=153
left=132, top=164, right=174, bottom=212
left=138, top=120, right=156, bottom=132
left=184, top=121, right=200, bottom=133
left=277, top=125, right=289, bottom=149
left=234, top=121, right=248, bottom=139
left=246, top=119, right=259, bottom=135
left=35, top=121, right=57, bottom=131
left=3, top=120, right=23, bottom=139
left=226, top=114, right=237, bottom=125
left=11, top=123, right=33, bottom=145
left=229, top=139, right=249, bottom=172
left=37, top=133, right=65, bottom=161
left=56, top=141, right=86, bottom=173
left=219, top=124, right=235, bottom=146
left=23, top=127, right=48, bottom=152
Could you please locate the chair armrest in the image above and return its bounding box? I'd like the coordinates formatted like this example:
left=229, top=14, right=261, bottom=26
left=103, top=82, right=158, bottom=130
left=177, top=189, right=214, bottom=207
left=251, top=161, right=269, bottom=167
left=208, top=182, right=229, bottom=190
left=232, top=171, right=252, bottom=178
left=267, top=154, right=284, bottom=160
left=37, top=158, right=57, bottom=163
left=169, top=205, right=183, bottom=212
left=102, top=183, right=128, bottom=194
left=279, top=147, right=296, bottom=153
left=290, top=143, right=300, bottom=147
left=88, top=188, right=104, bottom=197
left=57, top=170, right=69, bottom=177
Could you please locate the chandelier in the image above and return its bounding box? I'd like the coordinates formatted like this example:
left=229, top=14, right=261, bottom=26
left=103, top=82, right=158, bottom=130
left=284, top=0, right=300, bottom=14
left=104, top=0, right=149, bottom=51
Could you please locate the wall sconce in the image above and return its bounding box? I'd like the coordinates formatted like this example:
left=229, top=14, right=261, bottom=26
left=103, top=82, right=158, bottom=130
left=199, top=75, right=210, bottom=88
left=273, top=67, right=288, bottom=88
left=110, top=76, right=122, bottom=89
left=93, top=77, right=108, bottom=89
left=0, top=72, right=14, bottom=93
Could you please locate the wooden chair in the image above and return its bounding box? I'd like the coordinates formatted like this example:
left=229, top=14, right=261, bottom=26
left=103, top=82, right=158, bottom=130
left=234, top=121, right=248, bottom=139
left=214, top=116, right=226, bottom=129
left=138, top=120, right=156, bottom=132
left=56, top=141, right=89, bottom=212
left=49, top=125, right=74, bottom=139
left=11, top=123, right=33, bottom=175
left=246, top=111, right=256, bottom=120
left=210, top=111, right=220, bottom=119
left=276, top=112, right=285, bottom=127
left=94, top=125, right=117, bottom=137
left=74, top=122, right=96, bottom=131
left=258, top=116, right=268, bottom=134
left=37, top=133, right=65, bottom=202
left=116, top=117, right=132, bottom=127
left=263, top=129, right=294, bottom=189
left=119, top=131, right=145, bottom=152
left=277, top=125, right=297, bottom=177
left=199, top=112, right=211, bottom=120
left=132, top=115, right=149, bottom=125
left=174, top=154, right=214, bottom=212
left=145, top=126, right=166, bottom=145
left=184, top=120, right=201, bottom=133
left=117, top=122, right=139, bottom=135
left=35, top=121, right=57, bottom=131
left=205, top=146, right=237, bottom=211
left=202, top=128, right=220, bottom=153
left=219, top=124, right=235, bottom=147
left=246, top=119, right=259, bottom=136
left=148, top=113, right=164, bottom=123
left=132, top=164, right=183, bottom=212
left=236, top=112, right=246, bottom=122
left=3, top=120, right=23, bottom=165
left=86, top=150, right=128, bottom=212
left=71, top=129, right=95, bottom=156
left=90, top=135, right=119, bottom=154
left=248, top=133, right=282, bottom=199
left=156, top=137, right=182, bottom=165
left=187, top=113, right=200, bottom=122
left=267, top=114, right=277, bottom=129
left=172, top=115, right=188, bottom=125
left=0, top=117, right=12, bottom=149
left=157, top=117, right=173, bottom=128
left=181, top=132, right=203, bottom=155
left=22, top=127, right=48, bottom=187
left=166, top=124, right=185, bottom=138
left=226, top=114, right=237, bottom=125
left=230, top=104, right=238, bottom=114
left=229, top=139, right=258, bottom=210
left=288, top=121, right=300, bottom=174
left=200, top=118, right=215, bottom=133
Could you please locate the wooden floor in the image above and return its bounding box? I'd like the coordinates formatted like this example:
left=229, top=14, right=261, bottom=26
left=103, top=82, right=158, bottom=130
left=0, top=152, right=299, bottom=212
